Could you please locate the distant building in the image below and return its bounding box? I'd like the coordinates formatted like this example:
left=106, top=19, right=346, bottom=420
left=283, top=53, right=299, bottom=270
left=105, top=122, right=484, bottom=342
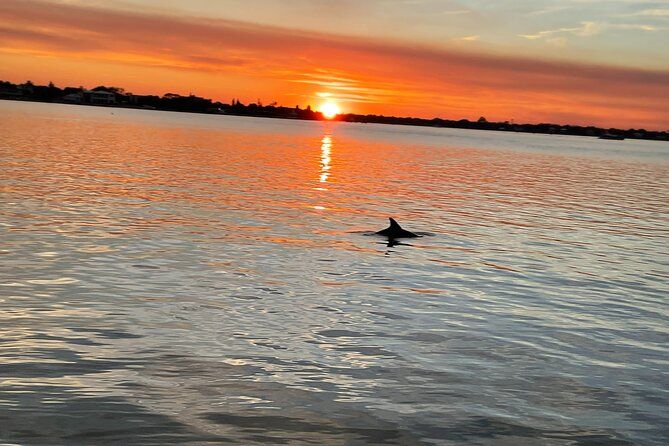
left=83, top=90, right=116, bottom=105
left=61, top=92, right=83, bottom=104
left=0, top=86, right=23, bottom=99
left=19, top=83, right=34, bottom=95
left=277, top=106, right=298, bottom=118
left=128, top=94, right=142, bottom=104
left=206, top=106, right=225, bottom=114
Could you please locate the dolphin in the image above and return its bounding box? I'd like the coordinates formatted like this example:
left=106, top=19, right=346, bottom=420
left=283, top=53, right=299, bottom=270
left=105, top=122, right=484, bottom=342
left=375, top=218, right=419, bottom=238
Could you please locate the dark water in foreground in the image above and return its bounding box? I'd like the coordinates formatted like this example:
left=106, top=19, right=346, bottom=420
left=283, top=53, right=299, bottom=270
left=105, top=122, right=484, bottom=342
left=1, top=101, right=668, bottom=445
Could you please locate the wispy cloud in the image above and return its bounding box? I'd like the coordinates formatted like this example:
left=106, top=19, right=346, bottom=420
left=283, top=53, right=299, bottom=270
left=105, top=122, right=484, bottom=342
left=441, top=9, right=471, bottom=16
left=519, top=22, right=601, bottom=40
left=455, top=35, right=480, bottom=42
left=635, top=9, right=669, bottom=17
left=519, top=20, right=663, bottom=40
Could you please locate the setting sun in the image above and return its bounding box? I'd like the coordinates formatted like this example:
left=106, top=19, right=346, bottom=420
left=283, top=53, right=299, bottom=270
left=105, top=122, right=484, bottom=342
left=320, top=102, right=340, bottom=119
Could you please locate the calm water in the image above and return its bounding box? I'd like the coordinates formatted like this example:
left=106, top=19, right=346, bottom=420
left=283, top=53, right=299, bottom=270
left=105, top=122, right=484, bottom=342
left=1, top=101, right=668, bottom=445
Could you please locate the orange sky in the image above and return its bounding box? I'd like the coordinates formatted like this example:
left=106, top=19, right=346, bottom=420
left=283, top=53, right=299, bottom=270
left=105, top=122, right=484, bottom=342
left=1, top=0, right=668, bottom=129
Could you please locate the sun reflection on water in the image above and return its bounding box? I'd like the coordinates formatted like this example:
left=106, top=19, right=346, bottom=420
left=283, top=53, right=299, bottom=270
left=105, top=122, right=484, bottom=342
left=319, top=135, right=332, bottom=184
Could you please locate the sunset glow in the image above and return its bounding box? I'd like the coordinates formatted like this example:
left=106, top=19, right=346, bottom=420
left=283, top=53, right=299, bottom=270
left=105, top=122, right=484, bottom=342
left=0, top=0, right=667, bottom=128
left=320, top=102, right=340, bottom=119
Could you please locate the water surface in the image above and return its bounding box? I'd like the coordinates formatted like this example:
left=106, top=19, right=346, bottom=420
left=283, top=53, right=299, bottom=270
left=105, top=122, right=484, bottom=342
left=1, top=101, right=668, bottom=445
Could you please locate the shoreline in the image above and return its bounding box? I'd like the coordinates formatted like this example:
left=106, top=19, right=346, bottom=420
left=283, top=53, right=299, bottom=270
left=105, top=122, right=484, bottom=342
left=2, top=97, right=667, bottom=142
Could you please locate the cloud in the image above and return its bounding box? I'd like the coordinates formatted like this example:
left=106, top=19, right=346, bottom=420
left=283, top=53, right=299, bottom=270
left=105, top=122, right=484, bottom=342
left=0, top=0, right=667, bottom=128
left=440, top=9, right=471, bottom=16
left=635, top=9, right=669, bottom=17
left=518, top=20, right=663, bottom=41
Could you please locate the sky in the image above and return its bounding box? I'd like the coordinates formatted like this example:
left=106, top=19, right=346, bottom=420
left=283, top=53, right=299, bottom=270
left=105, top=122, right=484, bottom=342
left=1, top=0, right=668, bottom=129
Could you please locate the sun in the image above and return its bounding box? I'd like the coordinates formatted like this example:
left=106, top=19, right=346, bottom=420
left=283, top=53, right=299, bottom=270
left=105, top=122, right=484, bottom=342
left=320, top=101, right=340, bottom=119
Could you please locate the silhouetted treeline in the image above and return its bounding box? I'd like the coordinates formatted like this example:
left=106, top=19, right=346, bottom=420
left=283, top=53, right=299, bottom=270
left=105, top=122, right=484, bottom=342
left=336, top=114, right=667, bottom=141
left=1, top=80, right=666, bottom=141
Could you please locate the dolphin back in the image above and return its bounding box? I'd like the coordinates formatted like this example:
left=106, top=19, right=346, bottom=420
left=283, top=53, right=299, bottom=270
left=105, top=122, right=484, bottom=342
left=376, top=218, right=419, bottom=238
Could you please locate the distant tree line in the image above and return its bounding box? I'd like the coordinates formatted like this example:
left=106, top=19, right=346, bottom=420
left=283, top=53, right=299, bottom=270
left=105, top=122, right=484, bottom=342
left=336, top=114, right=667, bottom=140
left=0, top=80, right=666, bottom=141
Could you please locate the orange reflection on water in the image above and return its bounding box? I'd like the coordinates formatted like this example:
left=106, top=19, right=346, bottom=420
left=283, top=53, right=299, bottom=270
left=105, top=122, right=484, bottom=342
left=319, top=135, right=332, bottom=184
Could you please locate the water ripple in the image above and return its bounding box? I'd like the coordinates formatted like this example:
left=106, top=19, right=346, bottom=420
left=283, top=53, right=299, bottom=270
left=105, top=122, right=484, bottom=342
left=1, top=101, right=668, bottom=445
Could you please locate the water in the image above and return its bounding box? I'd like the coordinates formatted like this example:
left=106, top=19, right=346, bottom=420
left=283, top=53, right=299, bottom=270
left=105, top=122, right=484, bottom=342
left=1, top=101, right=668, bottom=445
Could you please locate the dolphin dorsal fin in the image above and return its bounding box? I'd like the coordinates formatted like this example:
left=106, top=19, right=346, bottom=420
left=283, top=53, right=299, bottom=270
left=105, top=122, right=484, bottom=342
left=389, top=218, right=402, bottom=229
